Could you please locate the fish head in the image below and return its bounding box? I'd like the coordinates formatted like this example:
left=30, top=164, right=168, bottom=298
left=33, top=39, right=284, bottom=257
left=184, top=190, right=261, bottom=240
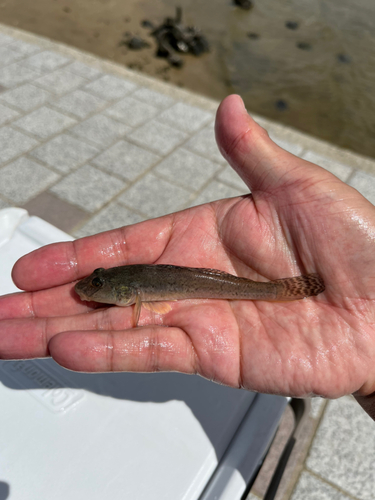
left=75, top=267, right=136, bottom=306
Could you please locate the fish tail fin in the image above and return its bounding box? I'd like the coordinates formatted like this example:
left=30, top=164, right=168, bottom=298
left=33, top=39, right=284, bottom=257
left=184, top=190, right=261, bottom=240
left=272, top=273, right=325, bottom=300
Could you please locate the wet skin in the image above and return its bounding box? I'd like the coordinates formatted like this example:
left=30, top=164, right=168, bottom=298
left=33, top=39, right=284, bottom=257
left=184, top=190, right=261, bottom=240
left=1, top=95, right=375, bottom=419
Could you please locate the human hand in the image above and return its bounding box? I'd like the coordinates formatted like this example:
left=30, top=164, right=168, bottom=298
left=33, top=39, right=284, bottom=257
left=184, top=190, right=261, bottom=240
left=1, top=95, right=375, bottom=407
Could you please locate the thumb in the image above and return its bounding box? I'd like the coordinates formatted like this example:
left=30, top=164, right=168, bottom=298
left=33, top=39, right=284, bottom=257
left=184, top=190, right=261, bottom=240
left=215, top=94, right=313, bottom=193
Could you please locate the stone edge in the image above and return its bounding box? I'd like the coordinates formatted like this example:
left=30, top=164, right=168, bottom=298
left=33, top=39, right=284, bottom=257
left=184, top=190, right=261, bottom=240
left=1, top=22, right=375, bottom=175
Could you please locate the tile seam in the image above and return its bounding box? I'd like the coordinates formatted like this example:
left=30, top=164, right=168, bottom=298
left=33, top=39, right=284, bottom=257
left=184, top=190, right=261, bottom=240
left=303, top=468, right=362, bottom=500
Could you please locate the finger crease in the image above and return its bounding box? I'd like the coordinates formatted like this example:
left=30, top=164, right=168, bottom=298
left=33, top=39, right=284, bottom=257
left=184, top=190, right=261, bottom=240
left=42, top=317, right=49, bottom=356
left=149, top=331, right=161, bottom=372
left=107, top=331, right=115, bottom=371
left=29, top=292, right=36, bottom=318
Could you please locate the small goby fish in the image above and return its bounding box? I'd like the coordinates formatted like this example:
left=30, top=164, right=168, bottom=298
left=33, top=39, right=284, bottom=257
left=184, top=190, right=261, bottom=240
left=75, top=264, right=325, bottom=326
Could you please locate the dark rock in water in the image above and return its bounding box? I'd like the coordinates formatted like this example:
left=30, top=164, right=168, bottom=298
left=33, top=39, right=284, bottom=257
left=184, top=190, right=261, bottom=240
left=141, top=19, right=154, bottom=29
left=119, top=8, right=209, bottom=68
left=156, top=42, right=170, bottom=58
left=168, top=53, right=184, bottom=67
left=247, top=32, right=259, bottom=39
left=175, top=39, right=189, bottom=53
left=285, top=21, right=299, bottom=30
left=233, top=0, right=253, bottom=10
left=337, top=53, right=351, bottom=64
left=150, top=7, right=209, bottom=66
left=297, top=42, right=312, bottom=51
left=120, top=35, right=150, bottom=50
left=275, top=99, right=288, bottom=111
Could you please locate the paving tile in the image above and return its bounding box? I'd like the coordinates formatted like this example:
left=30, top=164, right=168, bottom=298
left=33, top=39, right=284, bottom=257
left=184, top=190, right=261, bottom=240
left=302, top=151, right=353, bottom=182
left=91, top=140, right=160, bottom=181
left=290, top=471, right=351, bottom=500
left=348, top=170, right=375, bottom=206
left=50, top=164, right=126, bottom=212
left=269, top=134, right=304, bottom=156
left=22, top=191, right=88, bottom=234
left=0, top=83, right=52, bottom=112
left=30, top=133, right=99, bottom=174
left=307, top=396, right=375, bottom=500
left=0, top=45, right=26, bottom=66
left=7, top=39, right=41, bottom=56
left=127, top=120, right=187, bottom=155
left=158, top=102, right=213, bottom=133
left=118, top=173, right=191, bottom=218
left=0, top=157, right=60, bottom=204
left=52, top=89, right=107, bottom=119
left=0, top=102, right=20, bottom=126
left=0, top=62, right=41, bottom=88
left=155, top=148, right=221, bottom=191
left=189, top=180, right=247, bottom=208
left=74, top=202, right=145, bottom=238
left=66, top=61, right=103, bottom=80
left=34, top=68, right=87, bottom=95
left=23, top=50, right=70, bottom=73
left=0, top=197, right=10, bottom=209
left=84, top=74, right=137, bottom=101
left=185, top=125, right=227, bottom=165
left=70, top=114, right=130, bottom=148
left=132, top=87, right=175, bottom=109
left=0, top=127, right=39, bottom=165
left=13, top=106, right=77, bottom=140
left=104, top=96, right=159, bottom=127
left=217, top=166, right=249, bottom=191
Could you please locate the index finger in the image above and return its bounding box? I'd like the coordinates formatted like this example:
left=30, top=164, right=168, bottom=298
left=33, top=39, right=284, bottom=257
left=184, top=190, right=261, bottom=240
left=12, top=216, right=173, bottom=292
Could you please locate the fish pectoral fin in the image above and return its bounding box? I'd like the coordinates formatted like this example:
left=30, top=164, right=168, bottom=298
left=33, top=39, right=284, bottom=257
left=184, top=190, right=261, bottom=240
left=143, top=302, right=172, bottom=314
left=133, top=293, right=142, bottom=327
left=133, top=299, right=172, bottom=326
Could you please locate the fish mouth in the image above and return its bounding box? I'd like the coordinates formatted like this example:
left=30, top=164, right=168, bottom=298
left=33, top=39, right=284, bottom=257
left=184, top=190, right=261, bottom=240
left=74, top=285, right=87, bottom=301
left=74, top=278, right=114, bottom=304
left=74, top=278, right=93, bottom=301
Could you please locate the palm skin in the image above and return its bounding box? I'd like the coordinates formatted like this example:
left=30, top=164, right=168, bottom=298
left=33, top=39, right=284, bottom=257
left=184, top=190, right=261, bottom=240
left=1, top=95, right=375, bottom=408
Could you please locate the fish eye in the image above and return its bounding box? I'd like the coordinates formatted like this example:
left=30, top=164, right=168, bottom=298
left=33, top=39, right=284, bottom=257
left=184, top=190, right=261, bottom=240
left=93, top=268, right=105, bottom=274
left=91, top=277, right=104, bottom=288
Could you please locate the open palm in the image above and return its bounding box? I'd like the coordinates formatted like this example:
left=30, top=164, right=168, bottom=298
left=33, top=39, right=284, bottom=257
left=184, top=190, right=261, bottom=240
left=1, top=95, right=375, bottom=402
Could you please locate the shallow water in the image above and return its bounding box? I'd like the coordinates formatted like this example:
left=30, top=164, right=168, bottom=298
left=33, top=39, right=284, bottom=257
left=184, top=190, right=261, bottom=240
left=223, top=0, right=375, bottom=157
left=2, top=0, right=375, bottom=157
left=161, top=0, right=375, bottom=157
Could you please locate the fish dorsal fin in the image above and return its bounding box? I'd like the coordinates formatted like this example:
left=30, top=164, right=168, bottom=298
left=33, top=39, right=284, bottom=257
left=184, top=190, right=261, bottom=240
left=186, top=267, right=239, bottom=281
left=197, top=267, right=233, bottom=277
left=149, top=264, right=237, bottom=281
left=143, top=302, right=172, bottom=314
left=154, top=264, right=233, bottom=277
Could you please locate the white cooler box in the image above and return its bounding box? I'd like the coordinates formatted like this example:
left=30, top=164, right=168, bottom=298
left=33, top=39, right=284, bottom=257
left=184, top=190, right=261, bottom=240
left=0, top=208, right=288, bottom=500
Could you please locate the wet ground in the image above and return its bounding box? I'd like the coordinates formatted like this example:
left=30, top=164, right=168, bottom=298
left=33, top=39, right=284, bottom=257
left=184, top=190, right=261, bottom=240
left=1, top=0, right=374, bottom=158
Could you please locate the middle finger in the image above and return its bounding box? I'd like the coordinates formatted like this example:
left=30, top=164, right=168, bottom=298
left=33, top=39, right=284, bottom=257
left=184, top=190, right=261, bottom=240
left=0, top=305, right=136, bottom=359
left=0, top=282, right=102, bottom=321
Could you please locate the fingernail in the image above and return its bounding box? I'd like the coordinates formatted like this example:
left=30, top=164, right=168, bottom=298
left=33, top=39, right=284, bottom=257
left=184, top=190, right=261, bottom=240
left=238, top=95, right=247, bottom=112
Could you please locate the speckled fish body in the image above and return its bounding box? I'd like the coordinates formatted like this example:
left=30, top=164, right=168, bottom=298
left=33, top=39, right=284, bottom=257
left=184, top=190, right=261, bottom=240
left=75, top=264, right=325, bottom=325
